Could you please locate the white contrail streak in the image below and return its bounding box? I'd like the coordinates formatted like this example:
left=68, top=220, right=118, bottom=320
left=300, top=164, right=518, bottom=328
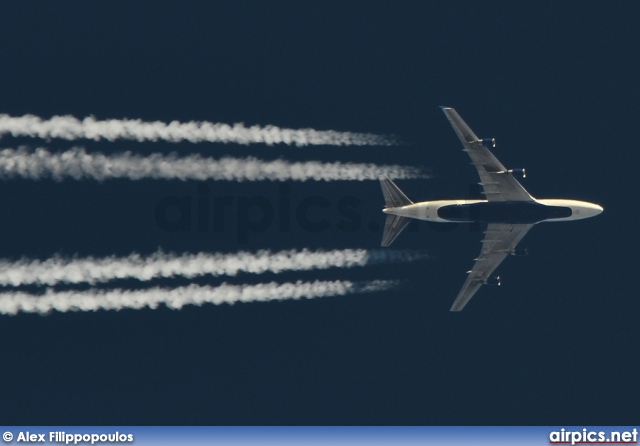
left=0, top=147, right=424, bottom=181
left=0, top=114, right=395, bottom=146
left=0, top=248, right=427, bottom=287
left=0, top=280, right=398, bottom=315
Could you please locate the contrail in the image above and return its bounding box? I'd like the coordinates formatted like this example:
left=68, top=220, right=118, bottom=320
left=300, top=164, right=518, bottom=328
left=0, top=114, right=395, bottom=146
left=0, top=147, right=424, bottom=181
left=0, top=280, right=398, bottom=315
left=0, top=248, right=427, bottom=287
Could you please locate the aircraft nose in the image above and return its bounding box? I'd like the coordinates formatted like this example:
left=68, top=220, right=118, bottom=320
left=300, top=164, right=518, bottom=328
left=587, top=203, right=603, bottom=217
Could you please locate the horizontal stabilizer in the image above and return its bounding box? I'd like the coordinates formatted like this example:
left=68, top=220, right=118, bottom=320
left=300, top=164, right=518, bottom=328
left=381, top=214, right=412, bottom=247
left=380, top=176, right=413, bottom=246
left=380, top=176, right=413, bottom=208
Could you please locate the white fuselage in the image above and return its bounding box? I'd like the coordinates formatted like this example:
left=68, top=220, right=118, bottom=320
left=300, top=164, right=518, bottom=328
left=383, top=198, right=603, bottom=224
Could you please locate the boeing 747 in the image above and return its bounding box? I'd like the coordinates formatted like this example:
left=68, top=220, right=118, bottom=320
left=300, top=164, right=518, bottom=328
left=380, top=107, right=603, bottom=311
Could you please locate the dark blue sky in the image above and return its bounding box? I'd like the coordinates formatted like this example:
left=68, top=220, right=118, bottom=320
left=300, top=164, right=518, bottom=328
left=0, top=1, right=637, bottom=425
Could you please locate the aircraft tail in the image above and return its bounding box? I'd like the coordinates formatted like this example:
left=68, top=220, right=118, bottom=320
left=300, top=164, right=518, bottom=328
left=380, top=176, right=413, bottom=247
left=380, top=175, right=413, bottom=208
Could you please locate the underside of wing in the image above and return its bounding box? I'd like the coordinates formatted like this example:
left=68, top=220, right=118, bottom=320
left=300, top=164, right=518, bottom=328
left=440, top=107, right=534, bottom=202
left=450, top=223, right=533, bottom=311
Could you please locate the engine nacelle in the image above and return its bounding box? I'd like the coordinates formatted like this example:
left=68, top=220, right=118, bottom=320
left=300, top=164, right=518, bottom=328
left=481, top=138, right=495, bottom=148
left=510, top=168, right=526, bottom=178
left=497, top=168, right=526, bottom=179
left=510, top=247, right=528, bottom=256
left=484, top=276, right=501, bottom=286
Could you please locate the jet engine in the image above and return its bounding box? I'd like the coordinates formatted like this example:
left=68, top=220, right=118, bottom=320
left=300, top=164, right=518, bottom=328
left=510, top=168, right=526, bottom=178
left=497, top=168, right=526, bottom=178
left=481, top=138, right=495, bottom=148
left=484, top=276, right=501, bottom=286
left=510, top=247, right=529, bottom=256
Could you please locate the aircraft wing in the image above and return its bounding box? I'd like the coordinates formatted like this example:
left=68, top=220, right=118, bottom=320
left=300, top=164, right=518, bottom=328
left=440, top=107, right=534, bottom=202
left=450, top=223, right=533, bottom=311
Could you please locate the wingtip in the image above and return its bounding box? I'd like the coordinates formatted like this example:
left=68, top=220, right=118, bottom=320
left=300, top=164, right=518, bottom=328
left=439, top=106, right=451, bottom=110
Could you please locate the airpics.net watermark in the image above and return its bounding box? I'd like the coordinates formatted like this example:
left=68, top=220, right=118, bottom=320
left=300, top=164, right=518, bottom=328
left=2, top=431, right=133, bottom=445
left=548, top=428, right=638, bottom=445
left=153, top=184, right=484, bottom=243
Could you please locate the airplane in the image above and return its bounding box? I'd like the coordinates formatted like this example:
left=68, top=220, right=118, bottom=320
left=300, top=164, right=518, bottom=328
left=380, top=107, right=603, bottom=311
